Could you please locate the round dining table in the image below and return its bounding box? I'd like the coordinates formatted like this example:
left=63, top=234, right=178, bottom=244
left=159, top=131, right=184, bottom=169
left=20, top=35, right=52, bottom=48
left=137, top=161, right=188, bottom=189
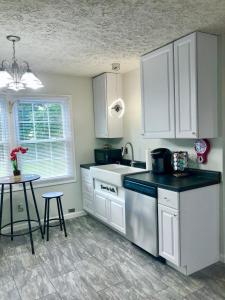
left=0, top=174, right=44, bottom=254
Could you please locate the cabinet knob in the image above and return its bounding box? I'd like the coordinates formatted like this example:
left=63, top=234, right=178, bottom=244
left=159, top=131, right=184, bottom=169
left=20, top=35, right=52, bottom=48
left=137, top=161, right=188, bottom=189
left=192, top=132, right=196, bottom=135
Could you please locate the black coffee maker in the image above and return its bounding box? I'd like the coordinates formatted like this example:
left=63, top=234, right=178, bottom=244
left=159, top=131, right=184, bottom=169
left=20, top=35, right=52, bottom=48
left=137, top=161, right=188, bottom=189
left=151, top=148, right=172, bottom=174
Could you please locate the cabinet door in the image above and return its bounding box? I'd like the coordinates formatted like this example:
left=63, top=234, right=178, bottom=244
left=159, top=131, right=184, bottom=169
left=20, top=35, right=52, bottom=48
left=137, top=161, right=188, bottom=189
left=141, top=44, right=175, bottom=138
left=108, top=198, right=125, bottom=233
left=81, top=169, right=94, bottom=214
left=82, top=182, right=93, bottom=213
left=174, top=33, right=198, bottom=138
left=158, top=204, right=180, bottom=266
left=93, top=192, right=108, bottom=223
left=93, top=74, right=108, bottom=138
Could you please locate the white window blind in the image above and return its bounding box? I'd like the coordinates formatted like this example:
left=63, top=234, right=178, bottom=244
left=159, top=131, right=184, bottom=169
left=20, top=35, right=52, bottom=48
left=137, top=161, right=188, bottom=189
left=0, top=99, right=10, bottom=177
left=14, top=97, right=74, bottom=181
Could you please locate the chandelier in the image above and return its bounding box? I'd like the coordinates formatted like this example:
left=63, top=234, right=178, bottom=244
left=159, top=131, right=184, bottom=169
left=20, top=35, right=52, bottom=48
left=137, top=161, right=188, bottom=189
left=0, top=35, right=43, bottom=91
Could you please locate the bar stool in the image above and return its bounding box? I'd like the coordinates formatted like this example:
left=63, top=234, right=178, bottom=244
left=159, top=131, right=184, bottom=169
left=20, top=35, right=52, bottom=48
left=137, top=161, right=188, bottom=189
left=42, top=192, right=67, bottom=241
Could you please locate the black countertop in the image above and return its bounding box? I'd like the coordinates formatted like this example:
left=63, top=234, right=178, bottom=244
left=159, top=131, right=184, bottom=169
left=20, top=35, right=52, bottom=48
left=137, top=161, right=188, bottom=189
left=124, top=169, right=221, bottom=192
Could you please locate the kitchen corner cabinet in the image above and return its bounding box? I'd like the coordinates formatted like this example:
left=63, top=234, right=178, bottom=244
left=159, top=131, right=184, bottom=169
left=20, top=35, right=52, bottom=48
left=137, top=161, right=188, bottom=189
left=93, top=73, right=123, bottom=138
left=158, top=186, right=219, bottom=275
left=81, top=168, right=94, bottom=214
left=141, top=32, right=218, bottom=139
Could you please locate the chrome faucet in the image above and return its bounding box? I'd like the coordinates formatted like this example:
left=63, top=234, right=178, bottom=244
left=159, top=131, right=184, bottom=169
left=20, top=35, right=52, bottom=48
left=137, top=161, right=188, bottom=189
left=122, top=142, right=135, bottom=167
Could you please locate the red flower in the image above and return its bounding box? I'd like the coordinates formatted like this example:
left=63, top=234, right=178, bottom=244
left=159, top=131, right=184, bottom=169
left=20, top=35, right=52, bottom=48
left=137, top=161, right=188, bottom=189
left=20, top=147, right=28, bottom=154
left=10, top=146, right=28, bottom=160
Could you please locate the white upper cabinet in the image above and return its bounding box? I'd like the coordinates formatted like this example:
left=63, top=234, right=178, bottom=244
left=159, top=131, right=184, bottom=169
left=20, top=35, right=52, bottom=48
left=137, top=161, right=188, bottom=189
left=174, top=32, right=218, bottom=138
left=141, top=32, right=218, bottom=139
left=141, top=44, right=175, bottom=138
left=93, top=73, right=123, bottom=138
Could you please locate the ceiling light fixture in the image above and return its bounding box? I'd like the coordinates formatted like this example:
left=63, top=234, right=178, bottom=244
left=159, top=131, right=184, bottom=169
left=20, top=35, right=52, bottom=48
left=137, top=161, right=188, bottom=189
left=0, top=35, right=43, bottom=91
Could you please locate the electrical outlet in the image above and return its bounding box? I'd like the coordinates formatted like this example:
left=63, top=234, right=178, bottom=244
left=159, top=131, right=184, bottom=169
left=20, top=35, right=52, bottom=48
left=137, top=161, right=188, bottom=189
left=18, top=204, right=24, bottom=213
left=68, top=208, right=75, bottom=213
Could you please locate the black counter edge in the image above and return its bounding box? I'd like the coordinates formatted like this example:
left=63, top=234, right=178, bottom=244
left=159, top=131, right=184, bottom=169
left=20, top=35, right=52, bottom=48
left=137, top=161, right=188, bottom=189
left=123, top=176, right=220, bottom=192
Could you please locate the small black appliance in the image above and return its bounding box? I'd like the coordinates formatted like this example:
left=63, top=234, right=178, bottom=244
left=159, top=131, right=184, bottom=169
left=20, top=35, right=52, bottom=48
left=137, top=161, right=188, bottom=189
left=151, top=148, right=172, bottom=174
left=94, top=148, right=122, bottom=164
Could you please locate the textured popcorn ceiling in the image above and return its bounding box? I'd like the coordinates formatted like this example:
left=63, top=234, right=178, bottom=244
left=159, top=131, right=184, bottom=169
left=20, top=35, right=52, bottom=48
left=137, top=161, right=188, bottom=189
left=0, top=0, right=225, bottom=77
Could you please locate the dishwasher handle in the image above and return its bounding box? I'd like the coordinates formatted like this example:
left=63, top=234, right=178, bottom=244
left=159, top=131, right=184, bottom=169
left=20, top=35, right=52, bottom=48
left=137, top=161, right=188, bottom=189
left=124, top=179, right=157, bottom=198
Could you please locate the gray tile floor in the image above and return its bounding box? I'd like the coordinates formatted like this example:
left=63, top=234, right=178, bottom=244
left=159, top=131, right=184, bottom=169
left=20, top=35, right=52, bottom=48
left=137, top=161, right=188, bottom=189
left=0, top=215, right=225, bottom=300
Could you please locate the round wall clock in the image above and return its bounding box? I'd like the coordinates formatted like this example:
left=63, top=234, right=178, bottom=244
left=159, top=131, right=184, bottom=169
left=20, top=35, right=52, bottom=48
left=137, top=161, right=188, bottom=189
left=194, top=139, right=210, bottom=164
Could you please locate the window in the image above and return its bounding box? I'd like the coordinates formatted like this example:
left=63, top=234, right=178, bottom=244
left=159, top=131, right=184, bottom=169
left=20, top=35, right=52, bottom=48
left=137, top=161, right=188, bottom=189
left=0, top=96, right=75, bottom=183
left=0, top=99, right=10, bottom=177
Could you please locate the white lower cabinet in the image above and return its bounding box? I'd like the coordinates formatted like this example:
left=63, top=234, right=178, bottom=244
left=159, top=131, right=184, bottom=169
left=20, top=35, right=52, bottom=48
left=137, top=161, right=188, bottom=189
left=93, top=191, right=125, bottom=234
left=158, top=186, right=220, bottom=275
left=81, top=169, right=126, bottom=234
left=93, top=192, right=108, bottom=223
left=158, top=204, right=180, bottom=266
left=108, top=197, right=125, bottom=233
left=81, top=168, right=94, bottom=214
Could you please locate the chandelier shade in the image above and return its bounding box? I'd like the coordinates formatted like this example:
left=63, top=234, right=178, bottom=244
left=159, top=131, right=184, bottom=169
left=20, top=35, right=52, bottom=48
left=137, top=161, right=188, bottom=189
left=0, top=35, right=43, bottom=91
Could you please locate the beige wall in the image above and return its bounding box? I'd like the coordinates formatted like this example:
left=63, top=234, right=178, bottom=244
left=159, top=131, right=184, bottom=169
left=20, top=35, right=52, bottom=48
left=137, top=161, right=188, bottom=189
left=108, top=36, right=225, bottom=260
left=2, top=72, right=99, bottom=224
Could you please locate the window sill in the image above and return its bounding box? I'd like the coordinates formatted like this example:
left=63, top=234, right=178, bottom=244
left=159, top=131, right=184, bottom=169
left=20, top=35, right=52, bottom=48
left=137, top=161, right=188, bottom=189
left=2, top=177, right=76, bottom=193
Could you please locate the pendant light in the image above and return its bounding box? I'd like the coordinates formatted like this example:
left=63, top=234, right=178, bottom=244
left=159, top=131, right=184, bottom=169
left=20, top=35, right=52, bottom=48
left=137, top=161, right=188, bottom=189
left=0, top=35, right=43, bottom=91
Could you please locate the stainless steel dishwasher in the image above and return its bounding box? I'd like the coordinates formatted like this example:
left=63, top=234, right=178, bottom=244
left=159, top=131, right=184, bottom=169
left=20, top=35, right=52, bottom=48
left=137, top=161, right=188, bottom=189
left=124, top=179, right=158, bottom=257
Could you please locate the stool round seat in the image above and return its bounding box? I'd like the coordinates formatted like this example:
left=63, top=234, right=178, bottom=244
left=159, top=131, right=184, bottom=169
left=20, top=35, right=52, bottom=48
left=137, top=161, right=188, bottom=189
left=42, top=192, right=63, bottom=199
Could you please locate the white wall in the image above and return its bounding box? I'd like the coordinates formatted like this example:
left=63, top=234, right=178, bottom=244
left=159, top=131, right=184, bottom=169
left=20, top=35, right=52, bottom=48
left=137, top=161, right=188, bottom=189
left=2, top=72, right=99, bottom=225
left=110, top=68, right=223, bottom=171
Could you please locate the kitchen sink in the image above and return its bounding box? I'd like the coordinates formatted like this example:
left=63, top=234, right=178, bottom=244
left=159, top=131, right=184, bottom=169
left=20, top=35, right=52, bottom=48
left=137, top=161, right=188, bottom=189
left=90, top=164, right=145, bottom=186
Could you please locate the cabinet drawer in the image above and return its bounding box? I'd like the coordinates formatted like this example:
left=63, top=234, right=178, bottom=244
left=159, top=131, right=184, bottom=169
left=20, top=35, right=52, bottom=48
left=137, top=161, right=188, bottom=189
left=83, top=190, right=93, bottom=201
left=82, top=182, right=92, bottom=194
left=158, top=188, right=179, bottom=209
left=81, top=168, right=91, bottom=183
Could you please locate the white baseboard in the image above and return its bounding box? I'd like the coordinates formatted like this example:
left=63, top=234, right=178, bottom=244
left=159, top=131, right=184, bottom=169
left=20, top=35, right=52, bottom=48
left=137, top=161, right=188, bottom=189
left=64, top=210, right=86, bottom=220
left=1, top=210, right=87, bottom=234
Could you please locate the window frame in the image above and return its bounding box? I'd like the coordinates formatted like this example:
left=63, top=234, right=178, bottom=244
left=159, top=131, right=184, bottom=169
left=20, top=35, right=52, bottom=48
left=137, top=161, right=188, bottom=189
left=0, top=94, right=76, bottom=187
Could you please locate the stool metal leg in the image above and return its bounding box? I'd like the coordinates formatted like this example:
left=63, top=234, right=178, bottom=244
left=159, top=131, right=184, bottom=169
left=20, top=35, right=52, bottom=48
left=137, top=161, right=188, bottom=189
left=43, top=198, right=47, bottom=235
left=56, top=197, right=63, bottom=231
left=30, top=182, right=44, bottom=239
left=9, top=184, right=13, bottom=241
left=47, top=198, right=50, bottom=241
left=23, top=182, right=35, bottom=254
left=0, top=184, right=4, bottom=235
left=58, top=197, right=67, bottom=237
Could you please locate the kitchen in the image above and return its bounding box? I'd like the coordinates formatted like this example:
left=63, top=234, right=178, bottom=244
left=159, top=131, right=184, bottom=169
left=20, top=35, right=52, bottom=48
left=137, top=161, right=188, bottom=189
left=0, top=1, right=225, bottom=299
left=81, top=31, right=224, bottom=297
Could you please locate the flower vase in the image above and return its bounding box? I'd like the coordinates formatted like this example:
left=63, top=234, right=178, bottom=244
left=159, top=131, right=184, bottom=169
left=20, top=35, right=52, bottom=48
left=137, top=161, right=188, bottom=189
left=13, top=169, right=21, bottom=182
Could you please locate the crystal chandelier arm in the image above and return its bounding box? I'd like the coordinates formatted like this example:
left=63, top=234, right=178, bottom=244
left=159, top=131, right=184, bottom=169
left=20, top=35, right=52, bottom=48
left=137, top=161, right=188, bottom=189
left=22, top=61, right=30, bottom=71
left=1, top=59, right=10, bottom=70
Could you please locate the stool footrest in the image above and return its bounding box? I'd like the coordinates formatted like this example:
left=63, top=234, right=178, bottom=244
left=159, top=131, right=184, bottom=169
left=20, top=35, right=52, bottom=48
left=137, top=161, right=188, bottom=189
left=44, top=218, right=64, bottom=228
